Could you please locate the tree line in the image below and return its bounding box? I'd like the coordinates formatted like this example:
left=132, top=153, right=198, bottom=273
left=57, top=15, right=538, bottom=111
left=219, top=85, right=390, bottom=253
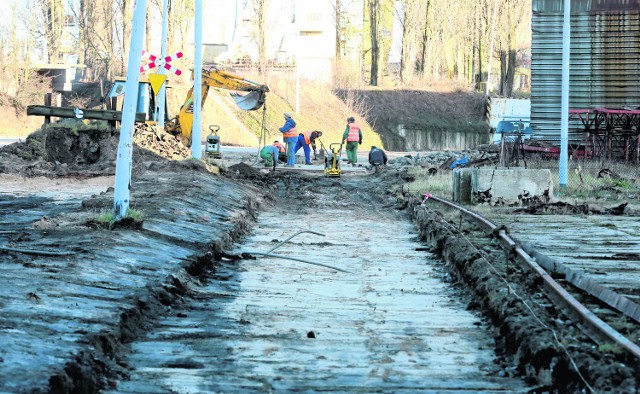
left=0, top=0, right=530, bottom=111
left=351, top=0, right=530, bottom=94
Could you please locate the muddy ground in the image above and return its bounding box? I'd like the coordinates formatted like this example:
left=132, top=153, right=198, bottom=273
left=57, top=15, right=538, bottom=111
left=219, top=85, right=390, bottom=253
left=103, top=172, right=532, bottom=393
left=0, top=125, right=637, bottom=392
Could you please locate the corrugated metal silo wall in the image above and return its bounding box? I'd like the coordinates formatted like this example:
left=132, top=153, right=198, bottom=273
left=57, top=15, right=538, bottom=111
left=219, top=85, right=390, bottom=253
left=531, top=0, right=640, bottom=143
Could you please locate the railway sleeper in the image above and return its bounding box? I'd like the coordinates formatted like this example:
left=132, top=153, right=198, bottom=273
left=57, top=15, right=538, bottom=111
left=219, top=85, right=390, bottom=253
left=408, top=195, right=638, bottom=393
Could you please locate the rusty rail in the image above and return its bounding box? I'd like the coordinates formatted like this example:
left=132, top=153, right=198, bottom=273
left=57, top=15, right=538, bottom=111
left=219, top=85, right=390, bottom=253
left=424, top=195, right=640, bottom=362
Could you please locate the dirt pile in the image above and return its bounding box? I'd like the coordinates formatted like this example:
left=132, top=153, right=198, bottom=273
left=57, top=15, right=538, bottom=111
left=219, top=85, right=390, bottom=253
left=226, top=162, right=264, bottom=179
left=133, top=124, right=191, bottom=160
left=0, top=123, right=191, bottom=177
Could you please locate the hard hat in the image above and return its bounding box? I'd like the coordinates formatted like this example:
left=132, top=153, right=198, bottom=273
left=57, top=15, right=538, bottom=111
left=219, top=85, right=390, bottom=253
left=284, top=112, right=292, bottom=118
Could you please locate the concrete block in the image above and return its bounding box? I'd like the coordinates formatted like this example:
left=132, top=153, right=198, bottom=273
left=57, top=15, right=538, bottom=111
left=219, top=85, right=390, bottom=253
left=471, top=168, right=553, bottom=204
left=452, top=168, right=553, bottom=204
left=452, top=169, right=474, bottom=203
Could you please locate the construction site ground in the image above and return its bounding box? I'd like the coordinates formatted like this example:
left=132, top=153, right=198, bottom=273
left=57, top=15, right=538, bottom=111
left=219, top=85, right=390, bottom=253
left=0, top=126, right=637, bottom=392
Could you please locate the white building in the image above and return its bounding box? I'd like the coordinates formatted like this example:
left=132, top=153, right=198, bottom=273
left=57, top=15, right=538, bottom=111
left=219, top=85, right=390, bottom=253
left=150, top=0, right=365, bottom=82
left=199, top=0, right=353, bottom=82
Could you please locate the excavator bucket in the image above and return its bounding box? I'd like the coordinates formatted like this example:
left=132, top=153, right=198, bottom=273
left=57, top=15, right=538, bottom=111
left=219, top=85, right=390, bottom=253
left=231, top=91, right=266, bottom=111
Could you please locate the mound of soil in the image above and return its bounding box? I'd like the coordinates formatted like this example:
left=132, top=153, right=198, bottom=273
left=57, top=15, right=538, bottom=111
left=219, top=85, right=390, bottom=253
left=0, top=124, right=190, bottom=177
left=227, top=162, right=262, bottom=178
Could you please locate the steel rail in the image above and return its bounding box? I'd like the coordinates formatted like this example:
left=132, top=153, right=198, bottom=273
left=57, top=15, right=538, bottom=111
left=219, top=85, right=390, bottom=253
left=521, top=243, right=640, bottom=324
left=425, top=195, right=640, bottom=362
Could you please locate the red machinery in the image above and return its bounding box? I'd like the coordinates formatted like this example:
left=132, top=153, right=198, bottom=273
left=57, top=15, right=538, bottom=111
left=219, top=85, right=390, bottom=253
left=568, top=108, right=640, bottom=162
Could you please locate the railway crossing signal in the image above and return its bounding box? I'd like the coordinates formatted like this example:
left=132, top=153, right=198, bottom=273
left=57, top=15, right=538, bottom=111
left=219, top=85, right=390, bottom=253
left=140, top=50, right=183, bottom=75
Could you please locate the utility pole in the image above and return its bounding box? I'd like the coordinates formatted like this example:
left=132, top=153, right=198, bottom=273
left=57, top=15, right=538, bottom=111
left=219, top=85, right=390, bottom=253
left=113, top=0, right=147, bottom=220
left=559, top=0, right=571, bottom=188
left=294, top=2, right=300, bottom=114
left=157, top=0, right=169, bottom=127
left=191, top=0, right=203, bottom=159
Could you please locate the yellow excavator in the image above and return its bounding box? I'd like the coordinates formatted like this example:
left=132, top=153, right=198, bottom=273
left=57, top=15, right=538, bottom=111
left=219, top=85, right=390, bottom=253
left=107, top=66, right=269, bottom=147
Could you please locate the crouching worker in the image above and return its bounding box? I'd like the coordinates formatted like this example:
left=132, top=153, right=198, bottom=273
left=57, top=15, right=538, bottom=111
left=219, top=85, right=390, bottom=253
left=294, top=130, right=323, bottom=164
left=368, top=146, right=388, bottom=172
left=260, top=145, right=280, bottom=171
left=273, top=140, right=286, bottom=162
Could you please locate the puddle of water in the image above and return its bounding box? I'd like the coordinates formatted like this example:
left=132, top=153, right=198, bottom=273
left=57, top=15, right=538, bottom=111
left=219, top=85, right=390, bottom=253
left=0, top=175, right=114, bottom=200
left=114, top=200, right=529, bottom=392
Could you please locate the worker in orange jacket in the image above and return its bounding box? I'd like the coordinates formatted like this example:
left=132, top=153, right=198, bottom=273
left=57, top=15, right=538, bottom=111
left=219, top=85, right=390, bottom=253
left=294, top=130, right=323, bottom=164
left=342, top=116, right=362, bottom=165
left=279, top=112, right=298, bottom=166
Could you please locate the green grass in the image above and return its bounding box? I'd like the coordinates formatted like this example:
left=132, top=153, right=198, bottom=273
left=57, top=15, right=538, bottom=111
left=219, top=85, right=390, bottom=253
left=125, top=209, right=145, bottom=222
left=94, top=211, right=115, bottom=225
left=531, top=159, right=640, bottom=203
left=88, top=209, right=145, bottom=230
left=597, top=342, right=623, bottom=355
left=392, top=168, right=453, bottom=198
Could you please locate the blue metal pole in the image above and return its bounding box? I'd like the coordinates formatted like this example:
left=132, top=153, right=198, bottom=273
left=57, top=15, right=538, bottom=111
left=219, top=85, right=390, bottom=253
left=157, top=0, right=169, bottom=127
left=113, top=0, right=147, bottom=219
left=191, top=0, right=203, bottom=159
left=559, top=0, right=571, bottom=188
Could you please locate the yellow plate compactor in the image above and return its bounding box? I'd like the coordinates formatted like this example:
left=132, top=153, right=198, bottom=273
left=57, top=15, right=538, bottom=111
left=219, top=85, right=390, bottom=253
left=324, top=143, right=342, bottom=177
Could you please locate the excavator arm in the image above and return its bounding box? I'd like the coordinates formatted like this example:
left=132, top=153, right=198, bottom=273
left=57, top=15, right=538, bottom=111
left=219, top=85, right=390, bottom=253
left=169, top=66, right=269, bottom=147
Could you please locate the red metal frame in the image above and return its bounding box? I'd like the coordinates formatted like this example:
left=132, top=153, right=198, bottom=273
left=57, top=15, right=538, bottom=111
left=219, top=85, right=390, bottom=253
left=568, top=108, right=640, bottom=162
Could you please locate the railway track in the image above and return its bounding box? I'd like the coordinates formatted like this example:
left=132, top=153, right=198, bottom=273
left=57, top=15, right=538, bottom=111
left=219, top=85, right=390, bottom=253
left=417, top=195, right=639, bottom=392
left=104, top=176, right=532, bottom=393
left=489, top=212, right=640, bottom=367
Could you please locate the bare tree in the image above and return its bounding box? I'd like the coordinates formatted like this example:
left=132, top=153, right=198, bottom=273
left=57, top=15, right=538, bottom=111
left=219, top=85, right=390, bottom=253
left=332, top=0, right=343, bottom=60
left=474, top=2, right=481, bottom=88
left=249, top=0, right=269, bottom=73
left=77, top=0, right=119, bottom=80
left=115, top=0, right=133, bottom=75
left=46, top=0, right=65, bottom=63
left=0, top=1, right=50, bottom=110
left=75, top=0, right=88, bottom=73
left=394, top=0, right=422, bottom=82
left=495, top=0, right=529, bottom=96
left=24, top=0, right=65, bottom=63
left=368, top=0, right=381, bottom=86
left=414, top=0, right=430, bottom=76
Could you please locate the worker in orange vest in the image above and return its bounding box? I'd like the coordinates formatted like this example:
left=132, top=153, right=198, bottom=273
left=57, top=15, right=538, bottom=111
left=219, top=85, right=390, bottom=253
left=294, top=130, right=323, bottom=164
left=279, top=112, right=298, bottom=166
left=273, top=140, right=286, bottom=163
left=342, top=116, right=362, bottom=166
